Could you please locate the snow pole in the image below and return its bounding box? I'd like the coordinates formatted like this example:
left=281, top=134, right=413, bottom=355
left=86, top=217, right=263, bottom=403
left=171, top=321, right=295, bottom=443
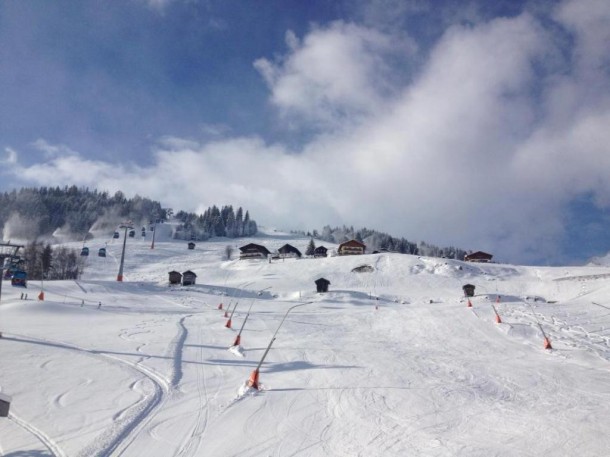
left=232, top=313, right=248, bottom=346
left=537, top=322, right=553, bottom=349
left=224, top=281, right=254, bottom=318
left=218, top=302, right=223, bottom=310
left=246, top=301, right=311, bottom=390
left=232, top=287, right=271, bottom=346
left=528, top=303, right=553, bottom=350
left=226, top=301, right=240, bottom=328
left=492, top=304, right=502, bottom=324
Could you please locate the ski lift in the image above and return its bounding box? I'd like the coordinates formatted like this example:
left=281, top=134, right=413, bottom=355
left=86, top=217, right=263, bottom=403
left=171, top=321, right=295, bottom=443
left=128, top=229, right=136, bottom=238
left=80, top=247, right=90, bottom=256
left=113, top=231, right=120, bottom=239
left=3, top=256, right=23, bottom=278
left=98, top=247, right=106, bottom=257
left=11, top=270, right=27, bottom=288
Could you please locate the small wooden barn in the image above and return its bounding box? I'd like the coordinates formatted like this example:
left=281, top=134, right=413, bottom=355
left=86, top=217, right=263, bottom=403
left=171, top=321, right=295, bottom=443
left=278, top=244, right=302, bottom=259
left=338, top=239, right=366, bottom=256
left=188, top=242, right=196, bottom=250
left=168, top=271, right=182, bottom=285
left=182, top=270, right=197, bottom=286
left=239, top=243, right=271, bottom=260
left=464, top=251, right=493, bottom=263
left=0, top=392, right=11, bottom=417
left=315, top=277, right=330, bottom=293
left=313, top=246, right=328, bottom=258
left=462, top=284, right=476, bottom=297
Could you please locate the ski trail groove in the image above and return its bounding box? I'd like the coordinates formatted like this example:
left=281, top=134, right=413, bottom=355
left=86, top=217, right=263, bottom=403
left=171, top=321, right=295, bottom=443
left=175, top=322, right=211, bottom=457
left=6, top=331, right=171, bottom=457
left=9, top=413, right=67, bottom=457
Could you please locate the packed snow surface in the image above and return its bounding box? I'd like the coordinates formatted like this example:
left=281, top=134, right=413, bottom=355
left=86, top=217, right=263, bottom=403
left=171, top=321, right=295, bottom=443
left=1, top=224, right=610, bottom=456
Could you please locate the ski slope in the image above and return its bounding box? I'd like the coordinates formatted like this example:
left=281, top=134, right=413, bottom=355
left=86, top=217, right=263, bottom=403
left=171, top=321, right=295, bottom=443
left=1, top=224, right=610, bottom=456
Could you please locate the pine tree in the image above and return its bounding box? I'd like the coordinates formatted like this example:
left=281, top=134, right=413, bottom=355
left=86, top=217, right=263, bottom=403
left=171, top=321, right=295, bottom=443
left=306, top=238, right=316, bottom=256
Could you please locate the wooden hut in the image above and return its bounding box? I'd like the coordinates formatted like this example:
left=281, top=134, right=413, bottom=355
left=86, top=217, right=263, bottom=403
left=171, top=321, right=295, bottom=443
left=462, top=284, right=476, bottom=297
left=338, top=239, right=366, bottom=256
left=315, top=277, right=330, bottom=293
left=464, top=251, right=493, bottom=263
left=168, top=271, right=182, bottom=285
left=278, top=244, right=302, bottom=259
left=0, top=392, right=11, bottom=417
left=188, top=242, right=196, bottom=250
left=239, top=243, right=271, bottom=260
left=182, top=270, right=197, bottom=286
left=313, top=246, right=328, bottom=258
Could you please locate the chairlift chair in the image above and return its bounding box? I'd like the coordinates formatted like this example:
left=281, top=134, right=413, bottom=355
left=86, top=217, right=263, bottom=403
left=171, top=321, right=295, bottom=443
left=11, top=270, right=27, bottom=287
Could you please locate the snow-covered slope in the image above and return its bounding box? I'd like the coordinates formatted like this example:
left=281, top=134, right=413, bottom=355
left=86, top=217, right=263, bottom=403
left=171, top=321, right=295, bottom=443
left=1, top=223, right=609, bottom=456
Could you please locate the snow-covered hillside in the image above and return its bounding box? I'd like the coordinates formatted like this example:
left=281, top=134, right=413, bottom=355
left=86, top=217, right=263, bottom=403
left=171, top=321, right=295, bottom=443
left=1, top=223, right=609, bottom=456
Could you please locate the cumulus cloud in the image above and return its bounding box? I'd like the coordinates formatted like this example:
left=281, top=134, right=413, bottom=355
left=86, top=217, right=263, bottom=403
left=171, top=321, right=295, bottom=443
left=8, top=0, right=610, bottom=264
left=254, top=22, right=411, bottom=128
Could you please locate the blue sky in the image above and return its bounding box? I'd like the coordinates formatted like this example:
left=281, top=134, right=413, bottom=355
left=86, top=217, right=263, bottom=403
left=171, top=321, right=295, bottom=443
left=1, top=0, right=609, bottom=265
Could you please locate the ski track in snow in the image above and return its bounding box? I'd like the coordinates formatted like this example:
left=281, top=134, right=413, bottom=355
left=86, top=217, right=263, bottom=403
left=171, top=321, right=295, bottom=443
left=8, top=412, right=67, bottom=457
left=5, top=330, right=174, bottom=457
left=3, top=227, right=610, bottom=456
left=173, top=322, right=213, bottom=457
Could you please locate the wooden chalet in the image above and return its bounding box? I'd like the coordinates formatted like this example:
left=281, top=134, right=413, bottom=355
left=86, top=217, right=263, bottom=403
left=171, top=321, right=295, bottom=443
left=464, top=251, right=493, bottom=263
left=188, top=242, right=196, bottom=250
left=313, top=246, right=328, bottom=258
left=182, top=270, right=197, bottom=286
left=315, top=277, right=330, bottom=293
left=462, top=284, right=476, bottom=297
left=338, top=239, right=366, bottom=256
left=0, top=392, right=11, bottom=417
left=239, top=243, right=271, bottom=260
left=168, top=271, right=182, bottom=285
left=278, top=244, right=302, bottom=259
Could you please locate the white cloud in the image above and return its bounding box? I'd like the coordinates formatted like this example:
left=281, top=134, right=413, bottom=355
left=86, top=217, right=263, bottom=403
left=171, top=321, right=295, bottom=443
left=8, top=3, right=610, bottom=264
left=254, top=21, right=409, bottom=128
left=141, top=0, right=173, bottom=10
left=2, top=147, right=18, bottom=164
left=31, top=139, right=79, bottom=159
